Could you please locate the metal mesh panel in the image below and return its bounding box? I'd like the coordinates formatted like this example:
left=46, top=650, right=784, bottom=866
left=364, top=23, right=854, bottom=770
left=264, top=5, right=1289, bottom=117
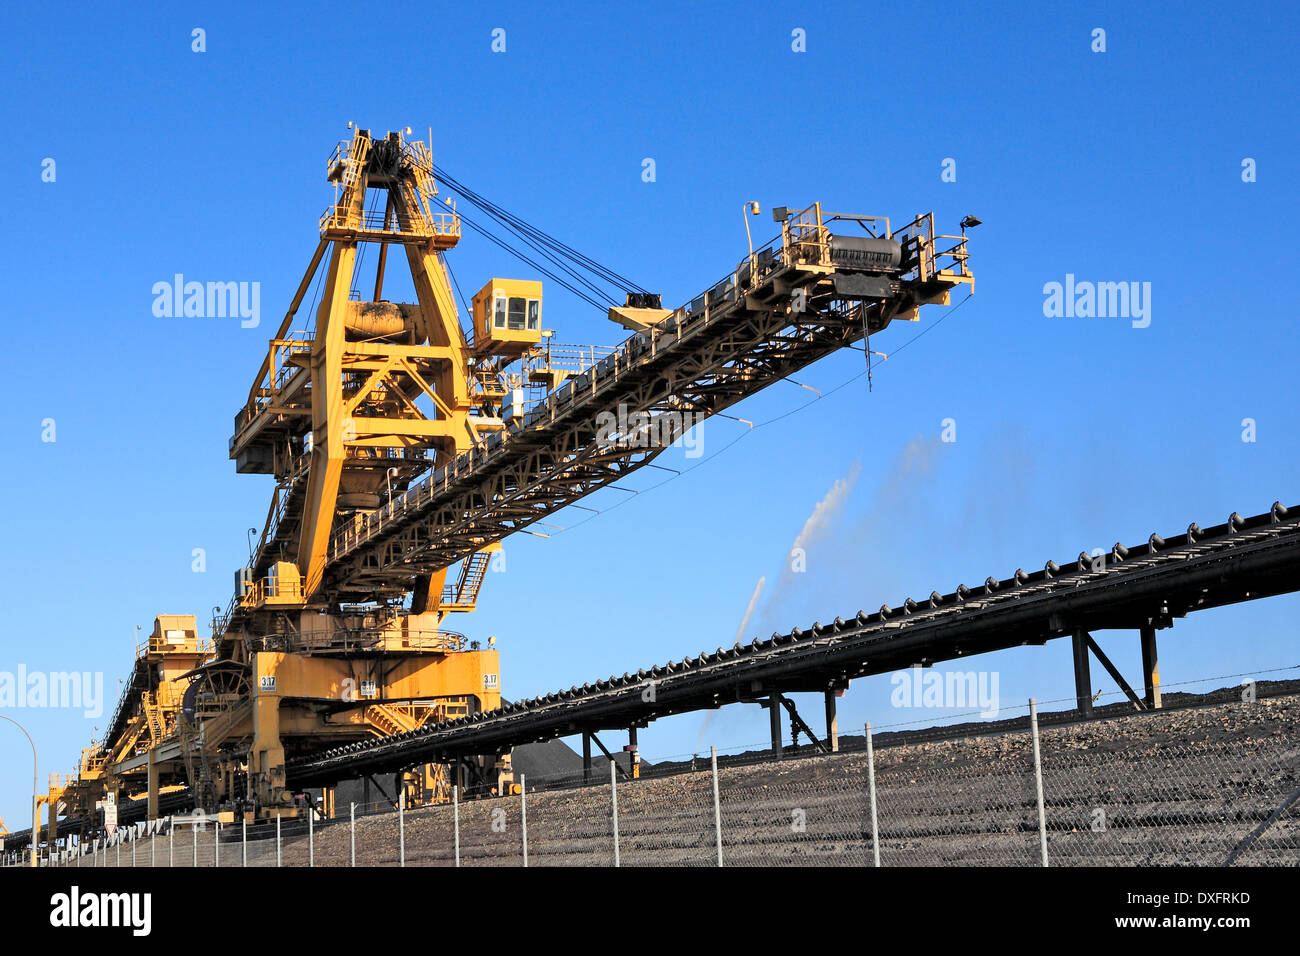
left=520, top=771, right=617, bottom=867
left=1040, top=733, right=1300, bottom=866
left=872, top=739, right=1040, bottom=866
left=716, top=760, right=873, bottom=866
left=615, top=768, right=717, bottom=866
left=455, top=793, right=523, bottom=866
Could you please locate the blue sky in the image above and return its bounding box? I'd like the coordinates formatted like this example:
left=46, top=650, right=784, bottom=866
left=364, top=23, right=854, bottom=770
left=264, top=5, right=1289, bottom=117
left=1, top=1, right=1298, bottom=825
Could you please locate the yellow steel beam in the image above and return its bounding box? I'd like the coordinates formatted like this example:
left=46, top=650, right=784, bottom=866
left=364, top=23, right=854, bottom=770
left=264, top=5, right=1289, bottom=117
left=246, top=238, right=329, bottom=405
left=296, top=239, right=358, bottom=596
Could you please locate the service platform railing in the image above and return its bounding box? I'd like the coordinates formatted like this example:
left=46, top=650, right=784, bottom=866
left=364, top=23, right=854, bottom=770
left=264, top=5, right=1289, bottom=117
left=318, top=204, right=460, bottom=240
left=891, top=212, right=972, bottom=284
left=286, top=627, right=466, bottom=654
left=134, top=636, right=214, bottom=659
left=239, top=574, right=306, bottom=610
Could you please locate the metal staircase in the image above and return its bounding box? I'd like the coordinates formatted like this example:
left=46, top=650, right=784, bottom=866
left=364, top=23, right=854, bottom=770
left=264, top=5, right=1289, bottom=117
left=439, top=549, right=494, bottom=611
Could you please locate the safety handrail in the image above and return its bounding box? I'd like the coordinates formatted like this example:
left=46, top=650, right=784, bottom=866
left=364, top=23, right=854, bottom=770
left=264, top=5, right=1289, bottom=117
left=318, top=205, right=460, bottom=237
left=239, top=575, right=305, bottom=609
left=288, top=628, right=465, bottom=653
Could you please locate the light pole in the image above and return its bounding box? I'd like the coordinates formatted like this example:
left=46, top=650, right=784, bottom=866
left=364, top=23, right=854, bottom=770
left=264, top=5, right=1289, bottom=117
left=742, top=201, right=761, bottom=267
left=0, top=715, right=39, bottom=867
left=386, top=466, right=400, bottom=503
left=541, top=329, right=554, bottom=370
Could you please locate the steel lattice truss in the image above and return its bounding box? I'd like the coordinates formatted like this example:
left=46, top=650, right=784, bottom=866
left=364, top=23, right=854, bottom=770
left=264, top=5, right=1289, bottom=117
left=325, top=270, right=911, bottom=601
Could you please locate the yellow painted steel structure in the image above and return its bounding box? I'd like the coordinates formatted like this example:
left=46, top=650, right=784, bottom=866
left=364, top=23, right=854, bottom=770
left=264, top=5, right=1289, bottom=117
left=53, top=129, right=522, bottom=832
left=215, top=127, right=511, bottom=815
left=29, top=126, right=977, bottom=849
left=46, top=617, right=213, bottom=836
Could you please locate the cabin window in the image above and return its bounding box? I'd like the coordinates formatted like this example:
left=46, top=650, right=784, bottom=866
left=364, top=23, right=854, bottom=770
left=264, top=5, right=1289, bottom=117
left=507, top=296, right=527, bottom=330
left=527, top=298, right=541, bottom=330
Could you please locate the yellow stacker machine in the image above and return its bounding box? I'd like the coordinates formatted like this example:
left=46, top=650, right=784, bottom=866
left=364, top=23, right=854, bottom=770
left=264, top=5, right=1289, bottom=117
left=32, top=125, right=973, bottom=846
left=211, top=128, right=515, bottom=817
left=52, top=129, right=529, bottom=828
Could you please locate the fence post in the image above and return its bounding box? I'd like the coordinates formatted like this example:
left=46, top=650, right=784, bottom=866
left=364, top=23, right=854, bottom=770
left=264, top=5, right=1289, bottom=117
left=276, top=815, right=281, bottom=868
left=1030, top=697, right=1049, bottom=867
left=214, top=822, right=219, bottom=868
left=520, top=774, right=528, bottom=868
left=242, top=819, right=247, bottom=867
left=611, top=759, right=621, bottom=867
left=399, top=789, right=406, bottom=868
left=132, top=836, right=136, bottom=868
left=710, top=746, right=723, bottom=867
left=453, top=786, right=460, bottom=868
left=169, top=823, right=173, bottom=867
left=309, top=803, right=314, bottom=868
left=151, top=834, right=155, bottom=868
left=866, top=722, right=881, bottom=867
left=192, top=822, right=197, bottom=867
left=350, top=802, right=356, bottom=867
left=116, top=840, right=120, bottom=868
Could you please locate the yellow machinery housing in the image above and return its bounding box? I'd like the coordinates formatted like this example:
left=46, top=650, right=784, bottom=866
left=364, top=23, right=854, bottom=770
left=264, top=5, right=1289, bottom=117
left=472, top=278, right=543, bottom=357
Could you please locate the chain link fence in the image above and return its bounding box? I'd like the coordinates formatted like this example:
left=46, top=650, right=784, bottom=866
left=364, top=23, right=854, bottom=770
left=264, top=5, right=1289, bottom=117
left=18, top=693, right=1299, bottom=868
left=1039, top=733, right=1300, bottom=865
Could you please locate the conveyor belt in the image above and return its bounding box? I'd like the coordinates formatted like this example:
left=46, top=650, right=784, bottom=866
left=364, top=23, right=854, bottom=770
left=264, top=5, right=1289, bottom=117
left=283, top=502, right=1300, bottom=787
